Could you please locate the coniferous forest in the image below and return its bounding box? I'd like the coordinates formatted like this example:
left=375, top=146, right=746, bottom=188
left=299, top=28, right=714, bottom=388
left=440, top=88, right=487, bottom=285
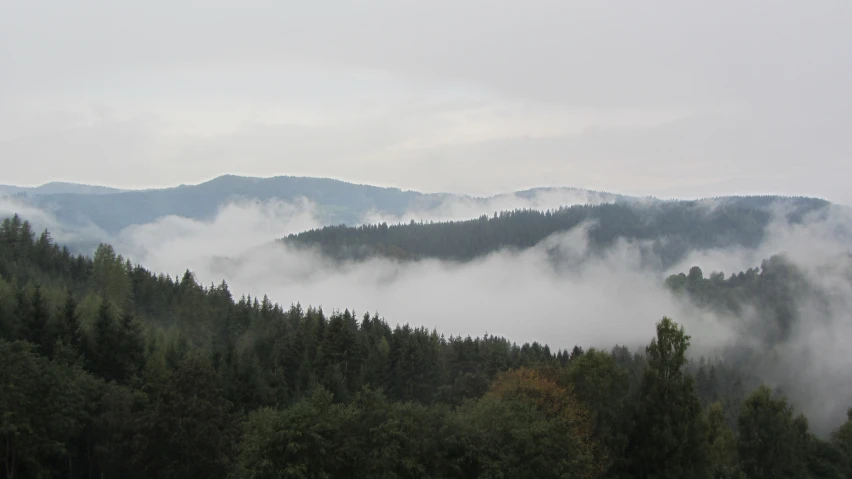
left=2, top=213, right=852, bottom=479
left=284, top=197, right=832, bottom=267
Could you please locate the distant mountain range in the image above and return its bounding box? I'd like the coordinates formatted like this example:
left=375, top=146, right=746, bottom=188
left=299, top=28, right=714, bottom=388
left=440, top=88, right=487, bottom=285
left=0, top=182, right=124, bottom=196
left=2, top=175, right=845, bottom=265
left=0, top=175, right=629, bottom=235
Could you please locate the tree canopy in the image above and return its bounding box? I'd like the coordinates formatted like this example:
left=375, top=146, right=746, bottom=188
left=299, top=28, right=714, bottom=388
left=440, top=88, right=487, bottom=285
left=0, top=213, right=848, bottom=478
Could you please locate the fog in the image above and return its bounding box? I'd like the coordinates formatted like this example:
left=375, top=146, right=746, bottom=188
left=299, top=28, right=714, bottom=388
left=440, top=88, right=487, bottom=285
left=0, top=196, right=111, bottom=249
left=114, top=198, right=852, bottom=431
left=661, top=204, right=852, bottom=432
left=4, top=194, right=851, bottom=431
left=363, top=188, right=622, bottom=225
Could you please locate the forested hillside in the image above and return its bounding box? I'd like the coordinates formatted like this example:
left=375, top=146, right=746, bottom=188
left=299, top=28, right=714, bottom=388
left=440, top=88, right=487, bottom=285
left=285, top=196, right=831, bottom=267
left=665, top=255, right=829, bottom=344
left=2, top=213, right=851, bottom=478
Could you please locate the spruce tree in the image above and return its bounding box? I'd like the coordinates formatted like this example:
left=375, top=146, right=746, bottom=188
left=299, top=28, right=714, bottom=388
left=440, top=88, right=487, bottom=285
left=22, top=283, right=52, bottom=356
left=57, top=289, right=82, bottom=350
left=116, top=303, right=145, bottom=383
left=87, top=297, right=120, bottom=381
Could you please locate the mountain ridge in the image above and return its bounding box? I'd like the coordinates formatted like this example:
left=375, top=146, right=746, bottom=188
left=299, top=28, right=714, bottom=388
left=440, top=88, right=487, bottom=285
left=1, top=175, right=638, bottom=235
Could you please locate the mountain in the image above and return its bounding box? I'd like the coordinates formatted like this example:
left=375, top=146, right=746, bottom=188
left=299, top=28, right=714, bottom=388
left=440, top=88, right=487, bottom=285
left=2, top=211, right=852, bottom=477
left=284, top=196, right=837, bottom=268
left=3, top=175, right=842, bottom=270
left=0, top=181, right=124, bottom=196
left=1, top=175, right=629, bottom=235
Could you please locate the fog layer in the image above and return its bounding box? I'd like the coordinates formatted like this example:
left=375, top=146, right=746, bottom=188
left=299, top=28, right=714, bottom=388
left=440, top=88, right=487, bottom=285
left=4, top=195, right=850, bottom=431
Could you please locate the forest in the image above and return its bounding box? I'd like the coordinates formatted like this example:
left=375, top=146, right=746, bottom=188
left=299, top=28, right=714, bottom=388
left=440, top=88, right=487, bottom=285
left=284, top=196, right=832, bottom=268
left=2, top=212, right=852, bottom=478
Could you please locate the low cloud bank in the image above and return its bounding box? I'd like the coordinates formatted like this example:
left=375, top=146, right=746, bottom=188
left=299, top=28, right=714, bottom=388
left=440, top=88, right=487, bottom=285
left=110, top=200, right=728, bottom=351
left=0, top=196, right=110, bottom=250
left=114, top=198, right=852, bottom=432
left=363, top=188, right=622, bottom=225
left=667, top=204, right=852, bottom=432
left=4, top=194, right=851, bottom=432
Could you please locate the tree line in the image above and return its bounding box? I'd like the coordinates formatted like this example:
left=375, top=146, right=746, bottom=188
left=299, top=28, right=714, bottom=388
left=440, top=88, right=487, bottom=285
left=1, top=214, right=851, bottom=478
left=283, top=197, right=829, bottom=267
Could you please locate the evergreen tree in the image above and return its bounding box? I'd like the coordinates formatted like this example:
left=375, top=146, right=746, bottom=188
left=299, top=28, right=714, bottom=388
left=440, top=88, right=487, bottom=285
left=116, top=303, right=146, bottom=383
left=86, top=297, right=121, bottom=381
left=9, top=283, right=29, bottom=341
left=21, top=283, right=52, bottom=356
left=1, top=213, right=850, bottom=478
left=140, top=355, right=237, bottom=478
left=57, top=288, right=83, bottom=351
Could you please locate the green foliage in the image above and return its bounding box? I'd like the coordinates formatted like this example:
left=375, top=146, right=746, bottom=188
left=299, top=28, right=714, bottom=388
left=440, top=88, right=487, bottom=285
left=705, top=402, right=741, bottom=478
left=285, top=197, right=828, bottom=267
left=56, top=289, right=82, bottom=352
left=832, top=408, right=852, bottom=460
left=92, top=244, right=132, bottom=306
left=140, top=355, right=238, bottom=478
left=567, top=348, right=632, bottom=474
left=628, top=317, right=709, bottom=478
left=234, top=388, right=355, bottom=479
left=1, top=214, right=850, bottom=478
left=0, top=340, right=92, bottom=479
left=736, top=385, right=809, bottom=478
left=667, top=254, right=814, bottom=344
left=20, top=283, right=53, bottom=356
left=807, top=434, right=852, bottom=479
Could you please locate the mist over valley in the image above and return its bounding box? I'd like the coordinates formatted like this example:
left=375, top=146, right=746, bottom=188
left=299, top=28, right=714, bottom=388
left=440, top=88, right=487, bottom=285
left=4, top=1, right=852, bottom=476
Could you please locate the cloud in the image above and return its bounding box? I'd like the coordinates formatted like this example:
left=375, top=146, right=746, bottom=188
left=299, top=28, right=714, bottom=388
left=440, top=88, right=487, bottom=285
left=4, top=191, right=851, bottom=431
left=3, top=1, right=851, bottom=202
left=106, top=198, right=723, bottom=350
left=109, top=197, right=852, bottom=432
left=361, top=188, right=622, bottom=225
left=666, top=204, right=852, bottom=432
left=0, top=196, right=110, bottom=249
left=667, top=203, right=852, bottom=276
left=4, top=1, right=849, bottom=110
left=115, top=198, right=321, bottom=273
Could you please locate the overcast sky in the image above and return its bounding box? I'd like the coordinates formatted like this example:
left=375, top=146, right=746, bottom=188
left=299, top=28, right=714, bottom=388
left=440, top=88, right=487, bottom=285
left=2, top=1, right=850, bottom=203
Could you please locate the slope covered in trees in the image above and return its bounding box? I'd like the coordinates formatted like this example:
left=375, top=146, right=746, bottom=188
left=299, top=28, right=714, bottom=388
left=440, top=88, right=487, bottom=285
left=1, top=214, right=851, bottom=478
left=285, top=196, right=831, bottom=267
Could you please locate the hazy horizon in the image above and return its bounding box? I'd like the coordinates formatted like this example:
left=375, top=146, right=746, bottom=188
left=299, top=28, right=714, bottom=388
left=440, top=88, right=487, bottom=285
left=3, top=2, right=852, bottom=476
left=1, top=172, right=842, bottom=206
left=3, top=1, right=851, bottom=203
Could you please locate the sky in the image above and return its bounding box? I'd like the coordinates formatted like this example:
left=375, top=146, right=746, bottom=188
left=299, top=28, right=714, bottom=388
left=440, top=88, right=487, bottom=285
left=2, top=1, right=851, bottom=203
